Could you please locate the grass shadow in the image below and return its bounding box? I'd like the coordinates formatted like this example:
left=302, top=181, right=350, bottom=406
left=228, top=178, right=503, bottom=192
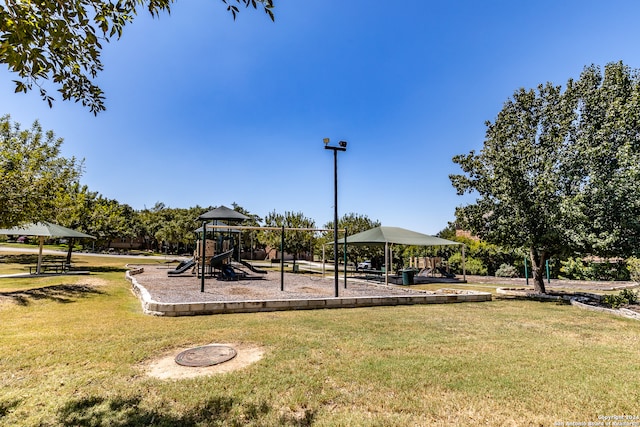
left=0, top=398, right=21, bottom=420
left=55, top=394, right=313, bottom=427
left=0, top=284, right=105, bottom=306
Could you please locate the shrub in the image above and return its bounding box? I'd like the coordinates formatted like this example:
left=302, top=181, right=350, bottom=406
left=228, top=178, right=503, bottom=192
left=448, top=253, right=487, bottom=275
left=627, top=257, right=640, bottom=282
left=495, top=263, right=519, bottom=278
left=560, top=257, right=629, bottom=281
left=602, top=289, right=639, bottom=308
left=559, top=257, right=590, bottom=280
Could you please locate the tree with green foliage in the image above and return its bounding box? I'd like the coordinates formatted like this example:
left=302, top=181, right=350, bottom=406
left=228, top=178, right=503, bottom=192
left=321, top=212, right=381, bottom=266
left=155, top=219, right=182, bottom=253
left=0, top=114, right=83, bottom=228
left=570, top=62, right=640, bottom=258
left=261, top=210, right=315, bottom=269
left=450, top=61, right=640, bottom=293
left=85, top=196, right=136, bottom=250
left=53, top=182, right=98, bottom=262
left=231, top=202, right=264, bottom=256
left=140, top=204, right=207, bottom=253
left=138, top=202, right=171, bottom=251
left=0, top=0, right=275, bottom=114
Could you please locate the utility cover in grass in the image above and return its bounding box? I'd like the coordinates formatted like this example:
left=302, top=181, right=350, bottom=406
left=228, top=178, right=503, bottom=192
left=175, top=344, right=237, bottom=367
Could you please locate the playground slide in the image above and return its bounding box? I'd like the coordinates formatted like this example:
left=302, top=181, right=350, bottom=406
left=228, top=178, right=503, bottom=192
left=168, top=257, right=195, bottom=275
left=237, top=259, right=267, bottom=274
left=209, top=249, right=235, bottom=268
left=437, top=266, right=456, bottom=278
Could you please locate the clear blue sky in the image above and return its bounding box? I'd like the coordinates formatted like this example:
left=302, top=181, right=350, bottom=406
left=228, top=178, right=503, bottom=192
left=2, top=0, right=640, bottom=234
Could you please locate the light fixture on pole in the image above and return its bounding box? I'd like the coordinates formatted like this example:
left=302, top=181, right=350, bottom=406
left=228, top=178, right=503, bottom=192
left=324, top=138, right=347, bottom=297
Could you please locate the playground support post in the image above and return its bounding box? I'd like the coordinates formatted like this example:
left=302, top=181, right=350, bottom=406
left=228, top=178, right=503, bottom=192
left=280, top=224, right=285, bottom=291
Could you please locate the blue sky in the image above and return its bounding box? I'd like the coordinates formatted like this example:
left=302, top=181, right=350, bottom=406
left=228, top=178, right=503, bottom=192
left=2, top=0, right=640, bottom=234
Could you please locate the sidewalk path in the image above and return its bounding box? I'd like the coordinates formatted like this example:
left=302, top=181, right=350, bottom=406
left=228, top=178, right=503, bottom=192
left=0, top=245, right=185, bottom=261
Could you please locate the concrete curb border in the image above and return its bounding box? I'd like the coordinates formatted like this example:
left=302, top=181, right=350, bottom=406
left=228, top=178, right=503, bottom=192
left=496, top=287, right=640, bottom=321
left=127, top=269, right=492, bottom=317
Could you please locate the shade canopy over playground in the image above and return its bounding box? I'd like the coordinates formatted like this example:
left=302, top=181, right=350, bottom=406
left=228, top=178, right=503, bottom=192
left=0, top=221, right=95, bottom=274
left=194, top=222, right=240, bottom=233
left=344, top=226, right=461, bottom=247
left=343, top=226, right=464, bottom=284
left=198, top=205, right=249, bottom=222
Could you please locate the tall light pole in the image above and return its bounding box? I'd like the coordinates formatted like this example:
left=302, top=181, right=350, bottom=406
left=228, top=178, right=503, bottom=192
left=324, top=138, right=347, bottom=297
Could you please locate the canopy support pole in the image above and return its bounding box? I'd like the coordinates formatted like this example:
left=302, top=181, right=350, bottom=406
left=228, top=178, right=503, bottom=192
left=37, top=236, right=44, bottom=274
left=343, top=229, right=348, bottom=289
left=385, top=241, right=389, bottom=286
left=462, top=244, right=466, bottom=281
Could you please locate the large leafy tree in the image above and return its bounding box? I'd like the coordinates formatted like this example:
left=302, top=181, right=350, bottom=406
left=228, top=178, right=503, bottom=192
left=231, top=202, right=263, bottom=255
left=137, top=203, right=207, bottom=253
left=153, top=206, right=207, bottom=253
left=0, top=114, right=83, bottom=228
left=138, top=202, right=172, bottom=251
left=86, top=196, right=136, bottom=250
left=261, top=210, right=316, bottom=269
left=321, top=212, right=381, bottom=266
left=0, top=0, right=275, bottom=114
left=53, top=182, right=98, bottom=261
left=571, top=63, right=640, bottom=257
left=450, top=61, right=640, bottom=293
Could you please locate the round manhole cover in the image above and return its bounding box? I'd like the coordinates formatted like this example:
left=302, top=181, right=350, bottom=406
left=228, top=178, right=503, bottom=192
left=175, top=345, right=237, bottom=367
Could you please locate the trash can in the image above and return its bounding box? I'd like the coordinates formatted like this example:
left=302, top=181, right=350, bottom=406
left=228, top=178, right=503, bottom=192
left=401, top=269, right=414, bottom=285
left=293, top=264, right=299, bottom=273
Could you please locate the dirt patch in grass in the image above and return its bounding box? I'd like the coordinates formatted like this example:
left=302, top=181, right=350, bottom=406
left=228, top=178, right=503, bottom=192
left=141, top=342, right=265, bottom=380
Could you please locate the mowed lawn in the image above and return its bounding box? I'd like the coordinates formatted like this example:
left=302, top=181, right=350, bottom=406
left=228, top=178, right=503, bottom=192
left=1, top=251, right=640, bottom=426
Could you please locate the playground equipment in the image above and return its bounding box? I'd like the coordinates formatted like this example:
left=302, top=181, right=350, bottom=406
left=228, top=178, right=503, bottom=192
left=167, top=205, right=346, bottom=294
left=410, top=257, right=456, bottom=278
left=237, top=259, right=267, bottom=274
left=167, top=219, right=267, bottom=280
left=168, top=258, right=195, bottom=275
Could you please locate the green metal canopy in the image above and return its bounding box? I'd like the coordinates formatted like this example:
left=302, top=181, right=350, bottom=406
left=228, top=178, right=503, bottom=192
left=0, top=221, right=95, bottom=239
left=341, top=226, right=464, bottom=285
left=0, top=221, right=95, bottom=274
left=344, top=226, right=461, bottom=246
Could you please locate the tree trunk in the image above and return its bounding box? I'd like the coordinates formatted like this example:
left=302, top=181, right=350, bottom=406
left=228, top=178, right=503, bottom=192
left=529, top=248, right=547, bottom=294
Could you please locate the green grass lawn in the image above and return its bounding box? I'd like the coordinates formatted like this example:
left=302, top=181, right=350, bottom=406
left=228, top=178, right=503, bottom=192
left=1, top=250, right=640, bottom=426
